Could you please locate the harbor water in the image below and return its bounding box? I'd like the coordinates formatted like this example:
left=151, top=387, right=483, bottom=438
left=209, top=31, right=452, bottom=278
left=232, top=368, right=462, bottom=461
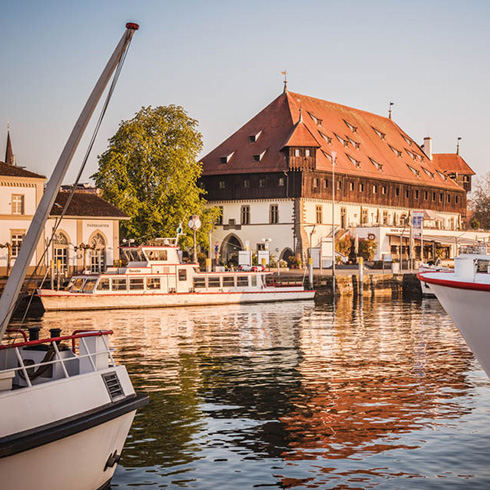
left=29, top=297, right=490, bottom=488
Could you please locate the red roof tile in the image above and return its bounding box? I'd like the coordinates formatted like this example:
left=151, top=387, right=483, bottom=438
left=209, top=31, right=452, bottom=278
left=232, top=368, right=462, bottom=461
left=432, top=154, right=475, bottom=176
left=50, top=191, right=128, bottom=219
left=202, top=91, right=464, bottom=191
left=282, top=114, right=321, bottom=148
left=0, top=161, right=45, bottom=179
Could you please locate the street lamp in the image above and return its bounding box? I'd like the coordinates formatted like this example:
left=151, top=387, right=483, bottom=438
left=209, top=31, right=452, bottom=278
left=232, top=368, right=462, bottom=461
left=188, top=215, right=201, bottom=264
left=331, top=151, right=337, bottom=292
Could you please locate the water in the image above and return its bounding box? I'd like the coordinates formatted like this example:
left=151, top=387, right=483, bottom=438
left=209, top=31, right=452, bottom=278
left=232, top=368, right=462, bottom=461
left=38, top=297, right=490, bottom=488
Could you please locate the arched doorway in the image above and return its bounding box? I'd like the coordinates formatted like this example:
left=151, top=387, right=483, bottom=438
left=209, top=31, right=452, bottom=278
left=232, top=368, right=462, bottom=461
left=220, top=234, right=243, bottom=266
left=89, top=232, right=106, bottom=273
left=280, top=248, right=294, bottom=266
left=53, top=231, right=69, bottom=273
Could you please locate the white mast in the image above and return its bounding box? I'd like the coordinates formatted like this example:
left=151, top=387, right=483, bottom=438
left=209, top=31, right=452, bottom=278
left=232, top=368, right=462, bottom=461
left=0, top=23, right=139, bottom=338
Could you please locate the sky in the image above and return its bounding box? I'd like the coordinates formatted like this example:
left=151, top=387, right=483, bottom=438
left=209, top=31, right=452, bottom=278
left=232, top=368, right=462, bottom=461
left=1, top=0, right=490, bottom=184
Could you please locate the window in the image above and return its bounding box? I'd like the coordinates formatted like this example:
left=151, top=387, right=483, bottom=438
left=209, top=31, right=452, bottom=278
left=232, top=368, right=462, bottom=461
left=178, top=269, right=187, bottom=281
left=362, top=209, right=368, bottom=224
left=383, top=210, right=388, bottom=225
left=194, top=277, right=206, bottom=289
left=259, top=178, right=265, bottom=187
left=344, top=120, right=358, bottom=133
left=439, top=193, right=443, bottom=202
left=294, top=149, right=300, bottom=157
left=278, top=177, right=285, bottom=187
left=341, top=207, right=347, bottom=228
left=54, top=232, right=69, bottom=273
left=71, top=278, right=85, bottom=293
left=406, top=189, right=409, bottom=198
left=305, top=149, right=311, bottom=157
left=223, top=276, right=235, bottom=287
left=372, top=127, right=386, bottom=140
left=208, top=276, right=220, bottom=288
left=424, top=191, right=428, bottom=200
left=319, top=132, right=332, bottom=145
left=237, top=276, right=249, bottom=287
left=349, top=182, right=354, bottom=191
left=415, top=189, right=419, bottom=199
left=89, top=232, right=106, bottom=273
left=395, top=188, right=400, bottom=197
left=220, top=152, right=234, bottom=164
left=11, top=232, right=25, bottom=258
left=253, top=151, right=266, bottom=162
left=346, top=153, right=360, bottom=168
left=456, top=195, right=459, bottom=204
left=270, top=204, right=279, bottom=224
left=432, top=192, right=436, bottom=201
left=11, top=194, right=25, bottom=215
left=112, top=278, right=127, bottom=291
left=447, top=194, right=451, bottom=203
left=316, top=205, right=323, bottom=224
left=146, top=277, right=161, bottom=290
left=359, top=183, right=364, bottom=192
left=219, top=180, right=226, bottom=189
left=407, top=164, right=420, bottom=177
left=382, top=186, right=386, bottom=195
left=325, top=179, right=329, bottom=188
left=369, top=158, right=383, bottom=171
left=241, top=205, right=250, bottom=225
left=373, top=185, right=378, bottom=194
left=243, top=179, right=250, bottom=188
left=249, top=131, right=262, bottom=142
left=389, top=145, right=403, bottom=157
left=337, top=180, right=342, bottom=190
left=82, top=279, right=97, bottom=293
left=97, top=278, right=110, bottom=291
left=130, top=278, right=145, bottom=290
left=313, top=178, right=319, bottom=188
left=217, top=206, right=223, bottom=225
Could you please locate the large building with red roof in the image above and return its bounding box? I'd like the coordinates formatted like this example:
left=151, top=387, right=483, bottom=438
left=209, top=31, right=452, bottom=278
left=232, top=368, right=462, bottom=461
left=201, top=89, right=484, bottom=265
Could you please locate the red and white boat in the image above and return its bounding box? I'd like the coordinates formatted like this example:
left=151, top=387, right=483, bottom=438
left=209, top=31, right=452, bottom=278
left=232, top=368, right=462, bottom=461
left=0, top=23, right=148, bottom=490
left=37, top=240, right=315, bottom=311
left=418, top=254, right=490, bottom=377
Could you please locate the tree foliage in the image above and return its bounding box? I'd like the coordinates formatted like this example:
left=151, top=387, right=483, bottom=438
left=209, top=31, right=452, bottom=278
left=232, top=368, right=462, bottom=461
left=470, top=172, right=490, bottom=230
left=93, top=105, right=220, bottom=248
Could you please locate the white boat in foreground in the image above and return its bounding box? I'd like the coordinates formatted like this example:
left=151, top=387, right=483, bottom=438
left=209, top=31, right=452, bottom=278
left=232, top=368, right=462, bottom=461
left=37, top=239, right=315, bottom=311
left=0, top=23, right=148, bottom=490
left=418, top=254, right=490, bottom=377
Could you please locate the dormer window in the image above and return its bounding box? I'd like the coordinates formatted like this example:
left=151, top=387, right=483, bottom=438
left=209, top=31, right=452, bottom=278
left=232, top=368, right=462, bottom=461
left=346, top=153, right=361, bottom=168
left=437, top=171, right=447, bottom=181
left=249, top=131, right=262, bottom=143
left=344, top=120, right=358, bottom=133
left=405, top=149, right=418, bottom=161
left=389, top=145, right=403, bottom=157
left=335, top=133, right=349, bottom=147
left=319, top=132, right=332, bottom=144
left=308, top=112, right=322, bottom=126
left=422, top=167, right=435, bottom=179
left=401, top=134, right=413, bottom=146
left=347, top=136, right=361, bottom=149
left=220, top=151, right=235, bottom=164
left=253, top=150, right=266, bottom=162
left=372, top=127, right=386, bottom=140
left=407, top=164, right=420, bottom=177
left=322, top=150, right=333, bottom=163
left=369, top=157, right=383, bottom=171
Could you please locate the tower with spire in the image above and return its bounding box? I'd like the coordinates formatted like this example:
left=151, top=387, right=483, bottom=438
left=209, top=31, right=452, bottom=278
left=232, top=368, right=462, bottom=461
left=5, top=124, right=15, bottom=166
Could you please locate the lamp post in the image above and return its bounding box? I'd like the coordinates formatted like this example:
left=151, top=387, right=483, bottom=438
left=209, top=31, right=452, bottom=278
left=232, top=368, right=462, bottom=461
left=188, top=215, right=201, bottom=264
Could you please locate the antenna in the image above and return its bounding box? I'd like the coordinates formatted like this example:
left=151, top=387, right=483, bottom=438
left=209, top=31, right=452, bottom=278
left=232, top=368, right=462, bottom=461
left=281, top=70, right=288, bottom=93
left=388, top=102, right=394, bottom=120
left=457, top=136, right=462, bottom=155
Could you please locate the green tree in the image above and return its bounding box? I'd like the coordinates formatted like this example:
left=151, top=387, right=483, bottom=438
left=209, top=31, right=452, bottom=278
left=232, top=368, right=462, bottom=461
left=93, top=105, right=220, bottom=248
left=470, top=172, right=490, bottom=230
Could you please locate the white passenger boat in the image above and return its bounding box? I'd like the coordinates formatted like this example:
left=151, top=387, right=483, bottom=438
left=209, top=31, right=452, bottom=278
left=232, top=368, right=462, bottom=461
left=418, top=261, right=450, bottom=297
left=418, top=254, right=490, bottom=377
left=37, top=239, right=315, bottom=311
left=0, top=23, right=148, bottom=490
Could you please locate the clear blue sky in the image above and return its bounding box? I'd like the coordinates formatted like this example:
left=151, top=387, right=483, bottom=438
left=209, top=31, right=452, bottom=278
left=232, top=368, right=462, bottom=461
left=1, top=0, right=489, bottom=183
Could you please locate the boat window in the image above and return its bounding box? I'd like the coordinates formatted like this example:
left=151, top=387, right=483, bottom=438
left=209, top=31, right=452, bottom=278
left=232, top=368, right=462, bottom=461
left=178, top=269, right=187, bottom=281
left=250, top=276, right=257, bottom=287
left=130, top=277, right=144, bottom=290
left=82, top=279, right=97, bottom=293
left=146, top=249, right=168, bottom=261
left=71, top=278, right=85, bottom=292
left=194, top=277, right=206, bottom=289
left=223, top=276, right=235, bottom=287
left=208, top=276, right=221, bottom=288
left=237, top=276, right=249, bottom=287
left=97, top=278, right=110, bottom=291
left=146, top=277, right=161, bottom=290
left=112, top=278, right=127, bottom=291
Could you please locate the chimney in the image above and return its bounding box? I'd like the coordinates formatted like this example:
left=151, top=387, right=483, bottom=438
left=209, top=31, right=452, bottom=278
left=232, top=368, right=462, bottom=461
left=422, top=136, right=432, bottom=160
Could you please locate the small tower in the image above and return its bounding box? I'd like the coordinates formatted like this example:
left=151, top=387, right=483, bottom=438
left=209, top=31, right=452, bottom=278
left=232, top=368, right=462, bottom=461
left=5, top=124, right=14, bottom=166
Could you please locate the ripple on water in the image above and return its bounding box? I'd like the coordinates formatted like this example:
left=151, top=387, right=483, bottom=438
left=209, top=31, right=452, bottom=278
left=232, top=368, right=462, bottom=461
left=22, top=297, right=490, bottom=489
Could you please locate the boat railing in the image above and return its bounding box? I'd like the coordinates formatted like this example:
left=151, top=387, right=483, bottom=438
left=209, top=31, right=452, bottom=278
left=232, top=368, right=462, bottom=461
left=0, top=330, right=116, bottom=389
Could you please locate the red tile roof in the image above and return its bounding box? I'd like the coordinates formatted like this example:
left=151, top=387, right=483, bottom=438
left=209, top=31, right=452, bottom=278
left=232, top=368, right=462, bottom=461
left=282, top=113, right=321, bottom=148
left=432, top=154, right=475, bottom=176
left=50, top=191, right=129, bottom=219
left=0, top=161, right=45, bottom=179
left=202, top=91, right=464, bottom=191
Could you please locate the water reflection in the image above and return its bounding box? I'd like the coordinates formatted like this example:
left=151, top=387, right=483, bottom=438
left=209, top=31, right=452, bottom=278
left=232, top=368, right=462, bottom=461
left=31, top=297, right=490, bottom=488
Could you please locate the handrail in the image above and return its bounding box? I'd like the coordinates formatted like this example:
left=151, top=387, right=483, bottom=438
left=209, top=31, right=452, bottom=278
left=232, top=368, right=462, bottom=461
left=0, top=330, right=113, bottom=351
left=5, top=328, right=28, bottom=342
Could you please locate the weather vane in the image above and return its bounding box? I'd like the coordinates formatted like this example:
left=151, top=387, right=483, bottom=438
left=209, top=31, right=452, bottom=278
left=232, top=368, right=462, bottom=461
left=281, top=70, right=288, bottom=93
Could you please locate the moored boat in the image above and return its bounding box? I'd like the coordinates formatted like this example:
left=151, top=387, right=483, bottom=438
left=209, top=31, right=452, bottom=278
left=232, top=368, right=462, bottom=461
left=418, top=254, right=490, bottom=377
left=37, top=239, right=315, bottom=311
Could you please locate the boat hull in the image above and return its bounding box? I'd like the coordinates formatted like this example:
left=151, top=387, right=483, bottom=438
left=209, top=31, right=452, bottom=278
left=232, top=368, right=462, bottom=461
left=0, top=410, right=135, bottom=490
left=421, top=275, right=490, bottom=377
left=38, top=289, right=316, bottom=311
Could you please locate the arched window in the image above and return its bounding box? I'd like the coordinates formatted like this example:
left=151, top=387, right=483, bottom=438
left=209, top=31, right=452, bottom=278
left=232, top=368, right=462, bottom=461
left=89, top=232, right=106, bottom=273
left=54, top=232, right=69, bottom=273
